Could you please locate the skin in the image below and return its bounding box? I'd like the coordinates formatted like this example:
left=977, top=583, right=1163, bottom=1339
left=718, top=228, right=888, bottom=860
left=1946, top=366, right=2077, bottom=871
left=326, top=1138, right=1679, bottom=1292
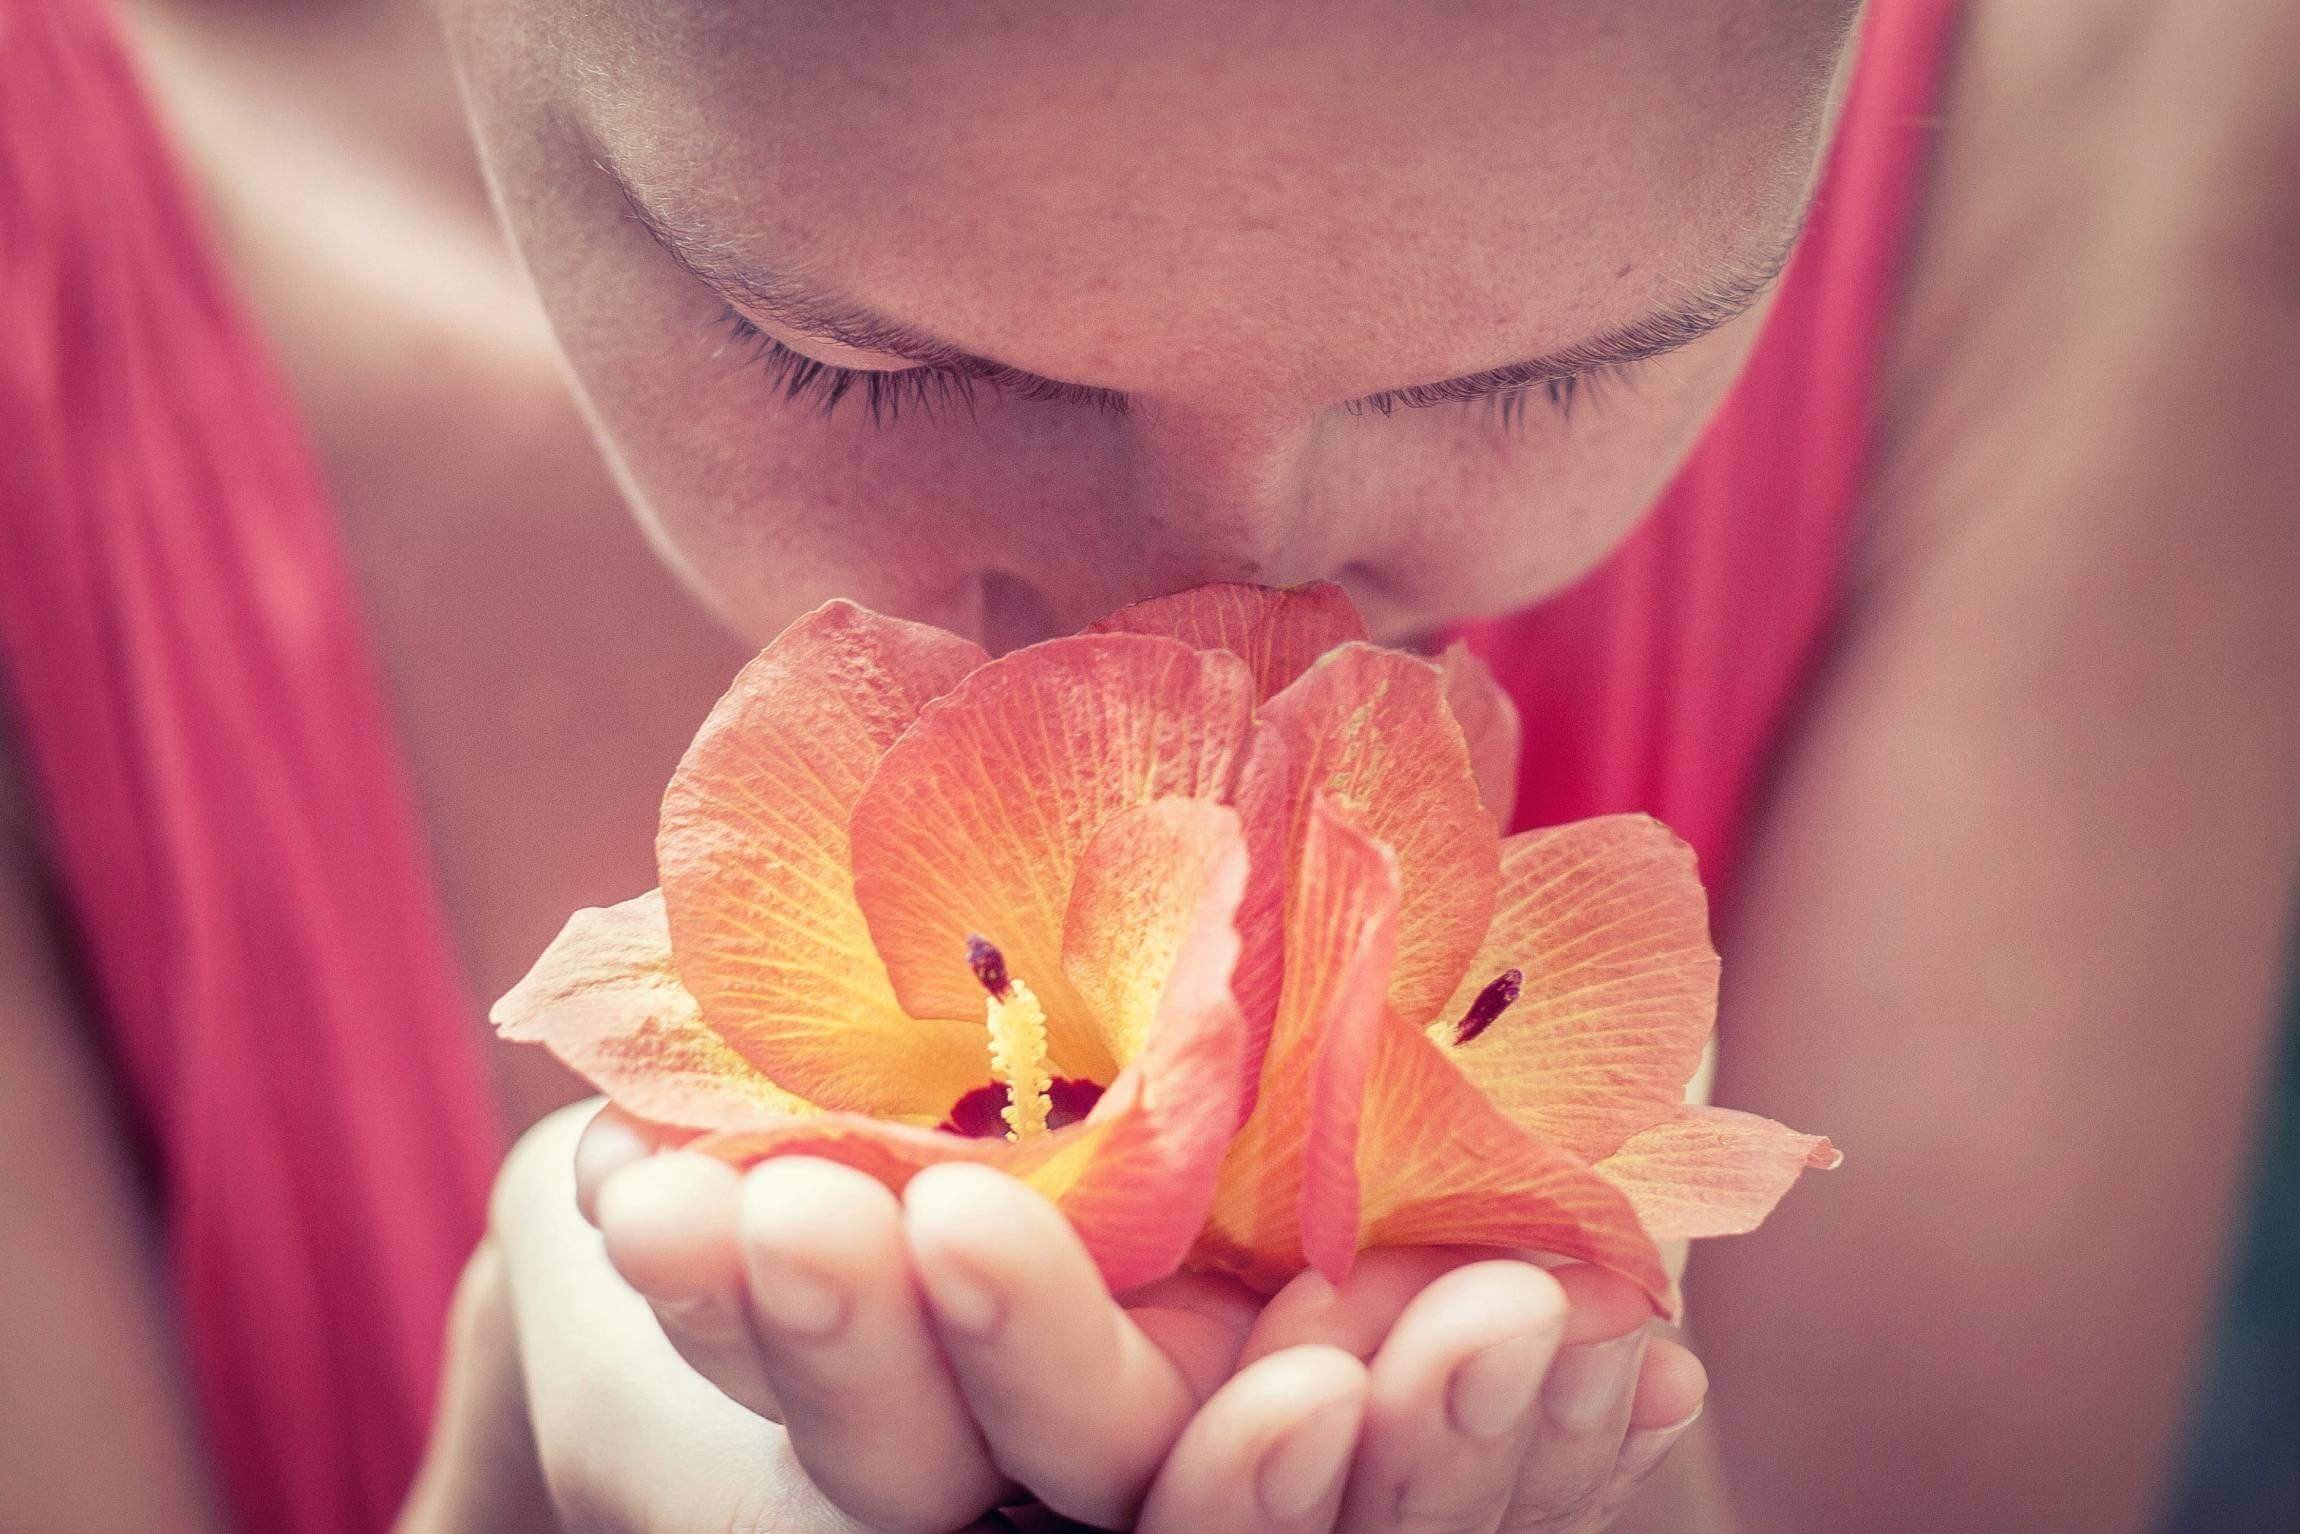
left=449, top=0, right=1853, bottom=651
left=6, top=0, right=2298, bottom=1530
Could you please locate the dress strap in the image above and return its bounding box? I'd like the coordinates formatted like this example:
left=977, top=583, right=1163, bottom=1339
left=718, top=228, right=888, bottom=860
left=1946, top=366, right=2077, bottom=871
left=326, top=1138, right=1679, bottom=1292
left=0, top=4, right=503, bottom=1530
left=1456, top=0, right=1961, bottom=901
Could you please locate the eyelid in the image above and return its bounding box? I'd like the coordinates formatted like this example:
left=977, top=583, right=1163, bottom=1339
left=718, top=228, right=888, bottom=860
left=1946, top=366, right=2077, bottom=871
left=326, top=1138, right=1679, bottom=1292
left=716, top=307, right=1126, bottom=424
left=713, top=305, right=1616, bottom=430
left=1352, top=360, right=1634, bottom=426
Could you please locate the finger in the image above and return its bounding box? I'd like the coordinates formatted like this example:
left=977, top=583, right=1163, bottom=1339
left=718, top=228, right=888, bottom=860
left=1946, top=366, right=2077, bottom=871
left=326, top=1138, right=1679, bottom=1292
left=1498, top=1265, right=1656, bottom=1532
left=1121, top=1269, right=1265, bottom=1401
left=1627, top=1335, right=1707, bottom=1432
left=904, top=1163, right=1205, bottom=1527
left=740, top=1157, right=1007, bottom=1534
left=595, top=1150, right=782, bottom=1419
left=1594, top=1338, right=1708, bottom=1519
left=1337, top=1260, right=1569, bottom=1534
left=490, top=1105, right=869, bottom=1533
left=1548, top=1261, right=1660, bottom=1347
left=1241, top=1247, right=1483, bottom=1366
left=573, top=1101, right=686, bottom=1225
left=1139, top=1345, right=1368, bottom=1534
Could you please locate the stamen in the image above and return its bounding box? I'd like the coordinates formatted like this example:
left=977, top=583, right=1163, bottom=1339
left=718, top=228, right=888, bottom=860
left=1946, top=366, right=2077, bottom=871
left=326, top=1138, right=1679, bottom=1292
left=966, top=933, right=1012, bottom=999
left=965, top=935, right=1051, bottom=1138
left=1452, top=967, right=1523, bottom=1046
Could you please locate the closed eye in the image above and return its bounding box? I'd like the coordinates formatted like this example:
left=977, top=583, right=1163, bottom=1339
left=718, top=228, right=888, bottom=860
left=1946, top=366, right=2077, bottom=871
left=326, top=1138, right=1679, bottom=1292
left=714, top=308, right=1126, bottom=425
left=714, top=306, right=1625, bottom=430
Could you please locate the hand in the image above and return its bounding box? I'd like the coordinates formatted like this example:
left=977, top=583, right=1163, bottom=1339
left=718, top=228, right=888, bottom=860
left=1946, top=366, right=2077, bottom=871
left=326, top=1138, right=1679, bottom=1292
left=580, top=1104, right=1708, bottom=1533
left=407, top=1100, right=1024, bottom=1534
left=1215, top=1250, right=1707, bottom=1532
left=572, top=1105, right=1256, bottom=1532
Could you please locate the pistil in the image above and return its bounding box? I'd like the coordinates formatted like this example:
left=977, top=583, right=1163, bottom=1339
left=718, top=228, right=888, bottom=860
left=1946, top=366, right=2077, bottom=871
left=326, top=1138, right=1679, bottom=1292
left=968, top=935, right=1053, bottom=1139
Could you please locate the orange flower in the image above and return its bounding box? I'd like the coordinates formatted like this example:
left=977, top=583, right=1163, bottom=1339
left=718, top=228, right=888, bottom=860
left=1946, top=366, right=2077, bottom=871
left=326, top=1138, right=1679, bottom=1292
left=493, top=601, right=1261, bottom=1290
left=1120, top=597, right=1841, bottom=1311
left=496, top=581, right=1835, bottom=1305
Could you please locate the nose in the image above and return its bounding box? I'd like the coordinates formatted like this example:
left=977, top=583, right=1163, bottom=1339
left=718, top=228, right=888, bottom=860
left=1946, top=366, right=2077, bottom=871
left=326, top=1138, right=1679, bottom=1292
left=1032, top=406, right=1345, bottom=631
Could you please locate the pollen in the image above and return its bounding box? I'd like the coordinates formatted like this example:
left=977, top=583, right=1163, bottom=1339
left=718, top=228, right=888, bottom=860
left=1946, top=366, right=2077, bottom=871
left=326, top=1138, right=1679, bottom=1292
left=967, top=935, right=1052, bottom=1139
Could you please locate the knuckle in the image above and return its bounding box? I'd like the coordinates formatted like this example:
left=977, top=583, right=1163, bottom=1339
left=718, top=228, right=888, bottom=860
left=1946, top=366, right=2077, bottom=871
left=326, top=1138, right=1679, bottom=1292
left=1503, top=1474, right=1610, bottom=1532
left=490, top=1099, right=600, bottom=1234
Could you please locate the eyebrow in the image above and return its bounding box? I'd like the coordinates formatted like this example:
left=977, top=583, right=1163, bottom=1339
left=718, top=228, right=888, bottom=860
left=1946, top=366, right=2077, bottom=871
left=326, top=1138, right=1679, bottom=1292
left=615, top=170, right=1798, bottom=414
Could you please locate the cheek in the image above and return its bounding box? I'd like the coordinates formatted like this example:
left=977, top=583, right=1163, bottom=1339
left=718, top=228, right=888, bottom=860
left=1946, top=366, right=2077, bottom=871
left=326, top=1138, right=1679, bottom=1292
left=458, top=81, right=1113, bottom=642
left=1327, top=326, right=1762, bottom=630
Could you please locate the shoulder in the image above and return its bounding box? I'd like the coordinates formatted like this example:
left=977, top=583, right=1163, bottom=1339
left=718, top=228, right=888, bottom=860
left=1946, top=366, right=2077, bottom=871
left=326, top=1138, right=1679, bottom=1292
left=1936, top=0, right=2299, bottom=263
left=1815, top=0, right=2300, bottom=820
left=1869, top=0, right=2298, bottom=569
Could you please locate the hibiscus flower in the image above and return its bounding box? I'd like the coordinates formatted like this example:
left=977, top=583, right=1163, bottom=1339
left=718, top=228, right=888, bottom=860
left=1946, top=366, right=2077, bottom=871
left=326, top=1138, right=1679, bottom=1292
left=495, top=582, right=1835, bottom=1304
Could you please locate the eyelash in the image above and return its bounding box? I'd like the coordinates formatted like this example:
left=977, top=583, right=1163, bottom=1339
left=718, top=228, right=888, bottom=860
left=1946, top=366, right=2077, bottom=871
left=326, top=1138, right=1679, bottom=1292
left=713, top=307, right=1619, bottom=430
left=713, top=309, right=1123, bottom=426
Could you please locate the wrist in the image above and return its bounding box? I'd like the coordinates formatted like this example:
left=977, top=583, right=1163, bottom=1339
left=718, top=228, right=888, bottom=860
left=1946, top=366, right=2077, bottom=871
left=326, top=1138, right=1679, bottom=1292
left=397, top=1241, right=557, bottom=1534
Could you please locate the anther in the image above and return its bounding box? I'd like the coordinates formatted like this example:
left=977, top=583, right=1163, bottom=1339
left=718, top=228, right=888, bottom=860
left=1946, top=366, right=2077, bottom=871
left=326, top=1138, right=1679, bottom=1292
left=1452, top=967, right=1523, bottom=1046
left=965, top=934, right=1012, bottom=999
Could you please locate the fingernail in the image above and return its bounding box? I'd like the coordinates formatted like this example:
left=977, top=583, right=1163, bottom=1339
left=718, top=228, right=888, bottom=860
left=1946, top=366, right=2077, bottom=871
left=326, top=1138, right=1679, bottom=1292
left=1448, top=1331, right=1546, bottom=1438
left=1540, top=1329, right=1645, bottom=1432
left=744, top=1255, right=847, bottom=1340
left=1257, top=1395, right=1361, bottom=1519
left=1617, top=1404, right=1703, bottom=1478
left=912, top=1243, right=1003, bottom=1339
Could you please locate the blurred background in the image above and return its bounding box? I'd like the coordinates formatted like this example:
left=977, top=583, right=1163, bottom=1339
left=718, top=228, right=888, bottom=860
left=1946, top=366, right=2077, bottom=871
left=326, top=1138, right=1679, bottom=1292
left=2166, top=967, right=2300, bottom=1534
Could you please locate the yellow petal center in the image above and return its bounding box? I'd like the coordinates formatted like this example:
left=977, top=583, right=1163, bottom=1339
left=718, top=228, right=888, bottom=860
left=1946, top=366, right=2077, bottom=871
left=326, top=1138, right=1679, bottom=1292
left=985, top=975, right=1053, bottom=1140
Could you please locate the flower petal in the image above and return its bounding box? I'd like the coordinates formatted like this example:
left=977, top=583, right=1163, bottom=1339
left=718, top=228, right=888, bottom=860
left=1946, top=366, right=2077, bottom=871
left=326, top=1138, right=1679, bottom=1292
left=1246, top=643, right=1501, bottom=1030
left=1430, top=815, right=1718, bottom=1161
left=1192, top=798, right=1670, bottom=1310
left=852, top=633, right=1256, bottom=1082
left=1438, top=641, right=1522, bottom=829
left=1220, top=721, right=1295, bottom=1092
left=1594, top=1106, right=1841, bottom=1240
left=1198, top=794, right=1399, bottom=1288
left=658, top=601, right=991, bottom=1118
left=491, top=891, right=819, bottom=1129
left=1343, top=1012, right=1674, bottom=1312
left=1088, top=580, right=1369, bottom=702
left=699, top=815, right=1252, bottom=1293
left=1062, top=797, right=1250, bottom=1072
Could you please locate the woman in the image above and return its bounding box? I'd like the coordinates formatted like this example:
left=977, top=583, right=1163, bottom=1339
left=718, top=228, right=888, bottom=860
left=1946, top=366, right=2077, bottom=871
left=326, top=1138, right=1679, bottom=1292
left=2, top=0, right=2295, bottom=1529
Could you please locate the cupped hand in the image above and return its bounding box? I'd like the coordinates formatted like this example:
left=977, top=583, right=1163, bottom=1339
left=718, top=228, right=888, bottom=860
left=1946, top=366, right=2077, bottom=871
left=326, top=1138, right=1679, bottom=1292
left=578, top=1102, right=1707, bottom=1533
left=455, top=1100, right=1020, bottom=1534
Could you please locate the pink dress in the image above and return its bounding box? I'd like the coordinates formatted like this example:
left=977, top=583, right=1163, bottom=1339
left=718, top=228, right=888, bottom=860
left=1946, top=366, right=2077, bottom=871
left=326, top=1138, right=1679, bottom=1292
left=0, top=1, right=1955, bottom=1529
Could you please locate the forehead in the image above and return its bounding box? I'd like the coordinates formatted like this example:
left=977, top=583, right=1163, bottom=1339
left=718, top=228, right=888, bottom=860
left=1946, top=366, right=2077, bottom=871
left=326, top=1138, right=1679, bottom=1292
left=544, top=0, right=1853, bottom=398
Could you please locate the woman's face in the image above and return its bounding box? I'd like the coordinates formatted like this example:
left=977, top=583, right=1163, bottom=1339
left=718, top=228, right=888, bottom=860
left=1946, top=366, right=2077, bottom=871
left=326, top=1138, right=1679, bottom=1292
left=444, top=0, right=1856, bottom=650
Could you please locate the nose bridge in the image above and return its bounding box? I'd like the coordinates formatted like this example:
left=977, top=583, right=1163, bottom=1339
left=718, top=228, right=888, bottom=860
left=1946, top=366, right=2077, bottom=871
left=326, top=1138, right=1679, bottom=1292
left=1115, top=405, right=1331, bottom=586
